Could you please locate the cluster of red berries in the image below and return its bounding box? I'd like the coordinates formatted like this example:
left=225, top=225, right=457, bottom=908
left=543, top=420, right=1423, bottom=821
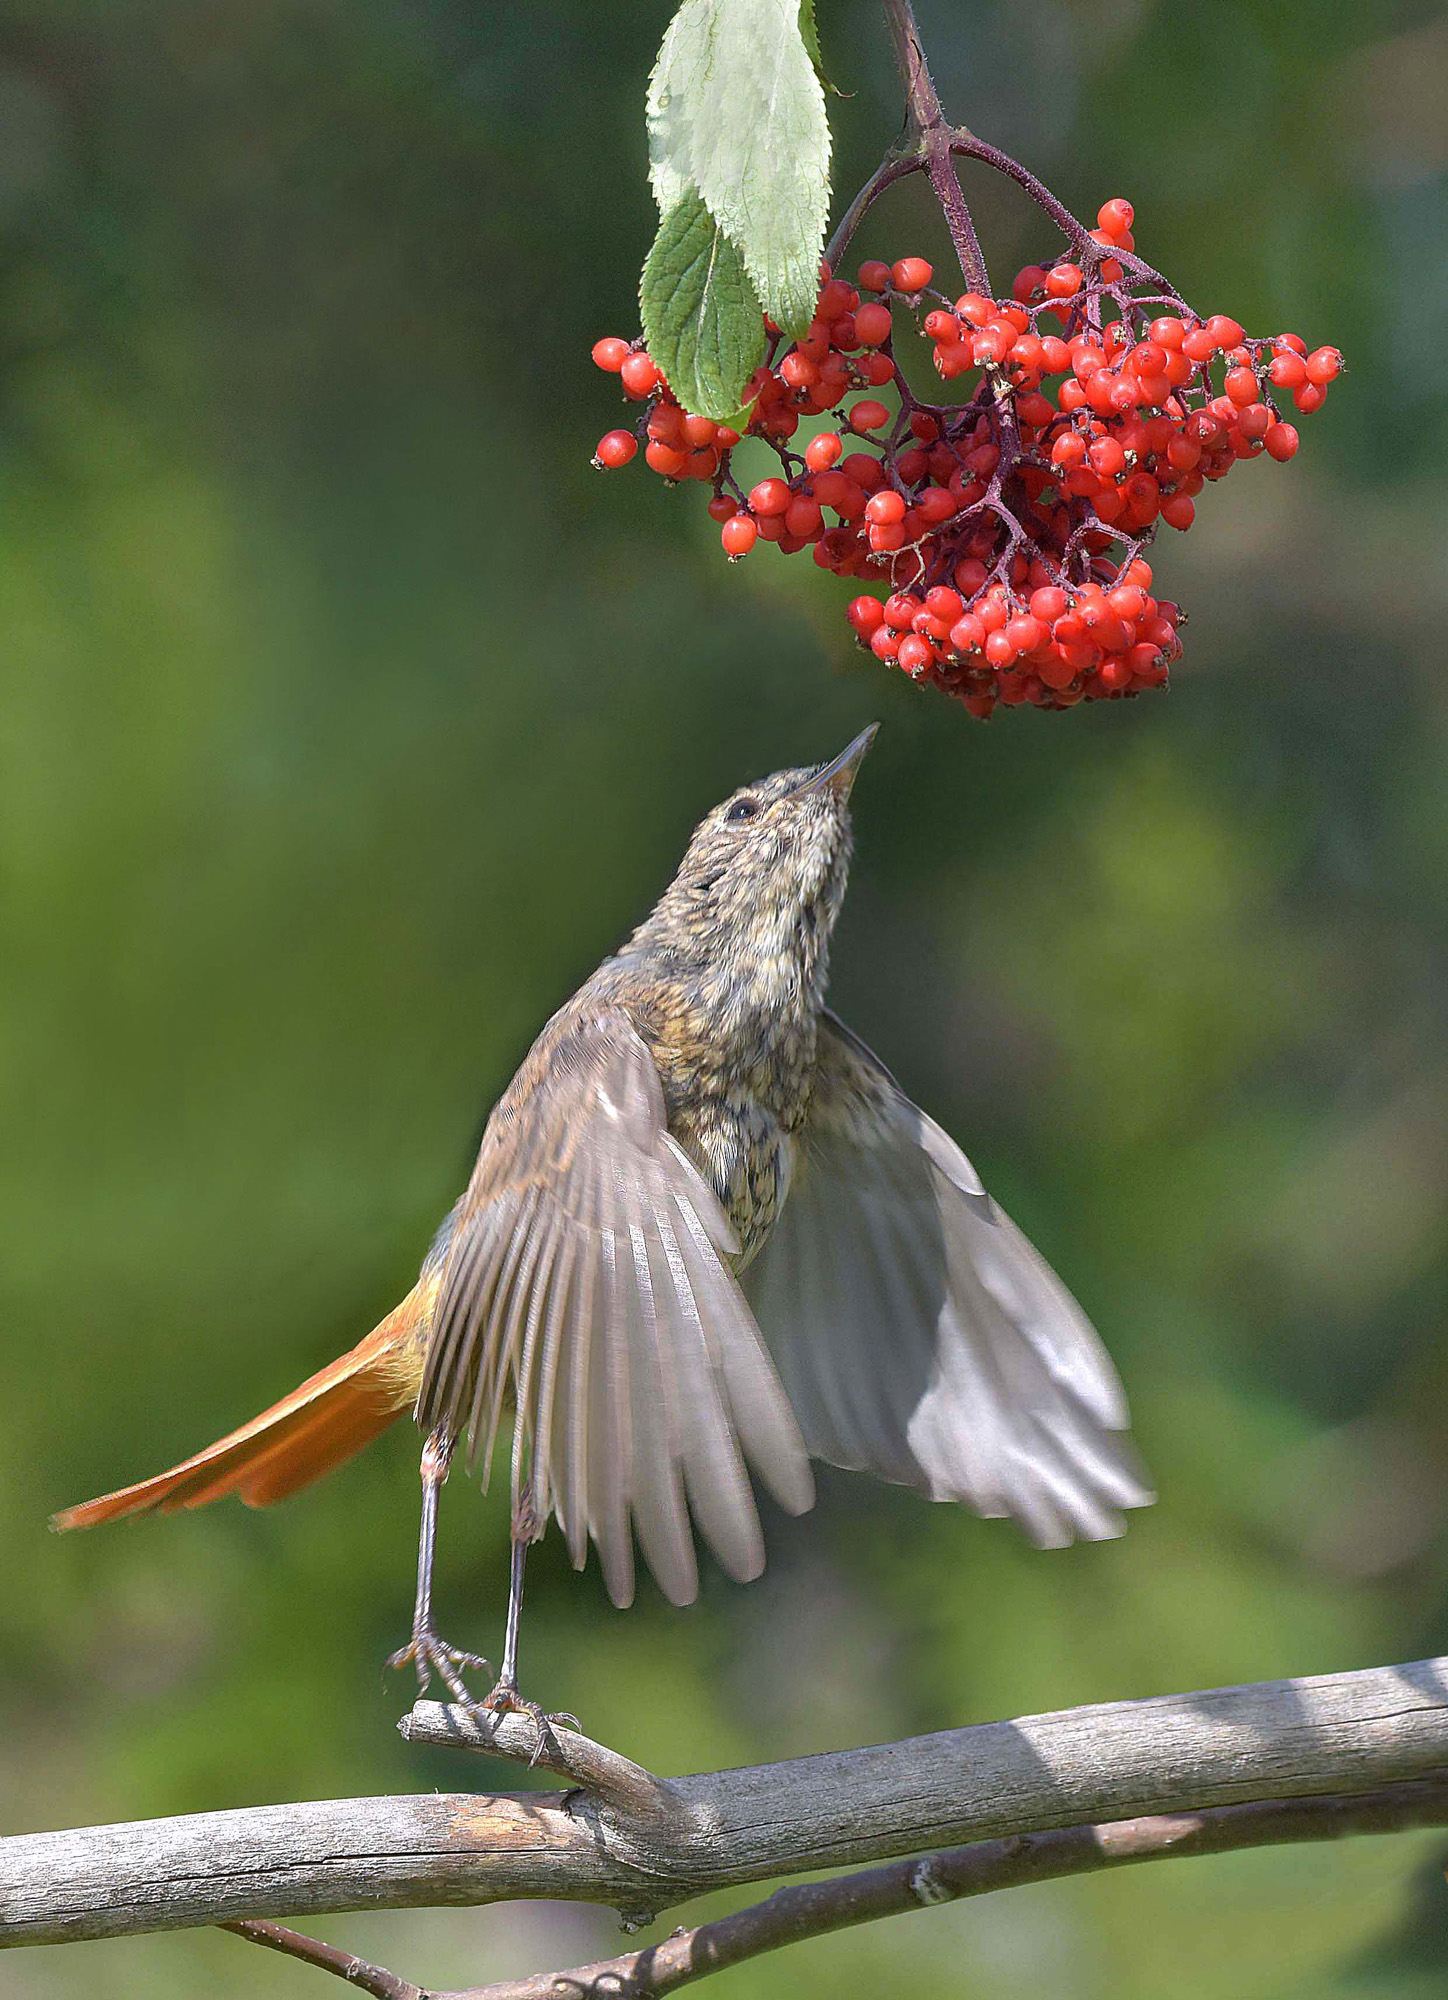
left=592, top=199, right=1342, bottom=715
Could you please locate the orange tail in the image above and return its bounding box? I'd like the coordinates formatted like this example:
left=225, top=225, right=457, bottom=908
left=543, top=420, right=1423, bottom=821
left=52, top=1281, right=435, bottom=1530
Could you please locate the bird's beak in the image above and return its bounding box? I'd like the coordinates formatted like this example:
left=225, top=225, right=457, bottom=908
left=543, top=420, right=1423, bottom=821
left=789, top=724, right=879, bottom=802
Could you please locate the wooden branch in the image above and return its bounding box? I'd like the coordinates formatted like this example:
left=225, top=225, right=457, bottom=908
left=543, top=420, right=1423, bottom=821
left=394, top=1700, right=687, bottom=1824
left=220, top=1778, right=1448, bottom=2000
left=5, top=1656, right=1448, bottom=1951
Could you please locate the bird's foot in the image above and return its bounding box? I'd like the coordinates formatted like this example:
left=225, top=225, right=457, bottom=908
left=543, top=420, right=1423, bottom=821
left=386, top=1625, right=493, bottom=1705
left=482, top=1677, right=581, bottom=1768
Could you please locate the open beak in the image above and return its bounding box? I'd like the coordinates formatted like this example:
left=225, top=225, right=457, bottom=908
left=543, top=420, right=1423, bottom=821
left=789, top=723, right=879, bottom=802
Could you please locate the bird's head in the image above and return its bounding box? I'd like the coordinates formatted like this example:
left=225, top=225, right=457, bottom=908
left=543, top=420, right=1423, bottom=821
left=636, top=726, right=877, bottom=980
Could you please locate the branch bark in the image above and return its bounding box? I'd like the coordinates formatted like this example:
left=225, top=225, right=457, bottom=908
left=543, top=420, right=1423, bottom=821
left=217, top=1778, right=1448, bottom=2000
left=5, top=1657, right=1448, bottom=1952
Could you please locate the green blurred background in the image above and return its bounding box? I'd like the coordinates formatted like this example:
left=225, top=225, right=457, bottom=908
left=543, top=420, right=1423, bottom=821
left=3, top=0, right=1447, bottom=1993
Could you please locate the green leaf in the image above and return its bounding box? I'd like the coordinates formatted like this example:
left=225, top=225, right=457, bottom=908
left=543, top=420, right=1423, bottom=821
left=640, top=190, right=767, bottom=422
left=647, top=0, right=831, bottom=339
left=797, top=0, right=845, bottom=96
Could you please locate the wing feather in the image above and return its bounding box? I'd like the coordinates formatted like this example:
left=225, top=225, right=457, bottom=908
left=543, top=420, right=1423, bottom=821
left=744, top=1012, right=1152, bottom=1548
left=418, top=1013, right=811, bottom=1605
left=671, top=1198, right=814, bottom=1517
left=648, top=1204, right=762, bottom=1585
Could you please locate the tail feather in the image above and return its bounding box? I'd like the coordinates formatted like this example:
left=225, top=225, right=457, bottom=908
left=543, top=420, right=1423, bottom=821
left=52, top=1285, right=433, bottom=1531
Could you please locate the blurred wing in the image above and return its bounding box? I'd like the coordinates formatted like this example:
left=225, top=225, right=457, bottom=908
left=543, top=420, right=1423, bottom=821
left=743, top=1012, right=1152, bottom=1547
left=417, top=1012, right=813, bottom=1608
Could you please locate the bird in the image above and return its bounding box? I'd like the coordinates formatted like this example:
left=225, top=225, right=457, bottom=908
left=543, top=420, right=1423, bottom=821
left=54, top=726, right=1152, bottom=1728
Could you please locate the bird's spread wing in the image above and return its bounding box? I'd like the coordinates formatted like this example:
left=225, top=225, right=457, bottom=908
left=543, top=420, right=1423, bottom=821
left=742, top=1012, right=1152, bottom=1546
left=417, top=1013, right=813, bottom=1608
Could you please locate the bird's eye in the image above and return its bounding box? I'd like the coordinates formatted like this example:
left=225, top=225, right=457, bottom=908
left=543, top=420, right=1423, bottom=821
left=725, top=795, right=760, bottom=823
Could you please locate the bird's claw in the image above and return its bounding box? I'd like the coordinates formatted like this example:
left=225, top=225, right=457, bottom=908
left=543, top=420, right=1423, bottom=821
left=386, top=1627, right=493, bottom=1705
left=482, top=1679, right=581, bottom=1767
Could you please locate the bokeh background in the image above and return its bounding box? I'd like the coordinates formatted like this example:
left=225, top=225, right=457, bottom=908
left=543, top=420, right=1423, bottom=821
left=3, top=0, right=1447, bottom=1993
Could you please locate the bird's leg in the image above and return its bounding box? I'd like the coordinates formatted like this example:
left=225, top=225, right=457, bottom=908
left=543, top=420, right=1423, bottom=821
left=481, top=1493, right=579, bottom=1762
left=386, top=1428, right=492, bottom=1703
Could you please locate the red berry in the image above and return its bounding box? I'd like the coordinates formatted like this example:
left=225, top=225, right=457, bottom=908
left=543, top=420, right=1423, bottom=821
left=647, top=403, right=684, bottom=443
left=848, top=399, right=891, bottom=431
left=891, top=257, right=933, bottom=292
left=915, top=486, right=958, bottom=524
left=620, top=352, right=661, bottom=398
left=805, top=432, right=843, bottom=472
left=1205, top=315, right=1245, bottom=350
left=864, top=489, right=906, bottom=526
left=857, top=259, right=891, bottom=292
left=749, top=478, right=792, bottom=517
left=721, top=514, right=757, bottom=557
left=1264, top=421, right=1300, bottom=461
left=853, top=301, right=894, bottom=346
left=785, top=495, right=824, bottom=537
left=848, top=595, right=885, bottom=636
left=593, top=429, right=638, bottom=469
left=1160, top=493, right=1195, bottom=530
left=1046, top=263, right=1082, bottom=298
left=644, top=440, right=687, bottom=477
left=1088, top=436, right=1127, bottom=478
left=591, top=336, right=631, bottom=373
left=1224, top=367, right=1258, bottom=406
left=897, top=633, right=935, bottom=677
left=1305, top=346, right=1342, bottom=384
left=1097, top=197, right=1135, bottom=237
left=1009, top=333, right=1046, bottom=374
left=841, top=452, right=884, bottom=490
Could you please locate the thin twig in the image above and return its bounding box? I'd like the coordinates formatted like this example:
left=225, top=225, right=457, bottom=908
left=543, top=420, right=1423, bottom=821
left=220, top=1777, right=1448, bottom=2000
left=220, top=1920, right=422, bottom=1998
left=822, top=154, right=924, bottom=277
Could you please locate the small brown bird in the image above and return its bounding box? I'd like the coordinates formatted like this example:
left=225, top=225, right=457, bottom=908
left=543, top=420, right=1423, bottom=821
left=55, top=727, right=1151, bottom=1724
